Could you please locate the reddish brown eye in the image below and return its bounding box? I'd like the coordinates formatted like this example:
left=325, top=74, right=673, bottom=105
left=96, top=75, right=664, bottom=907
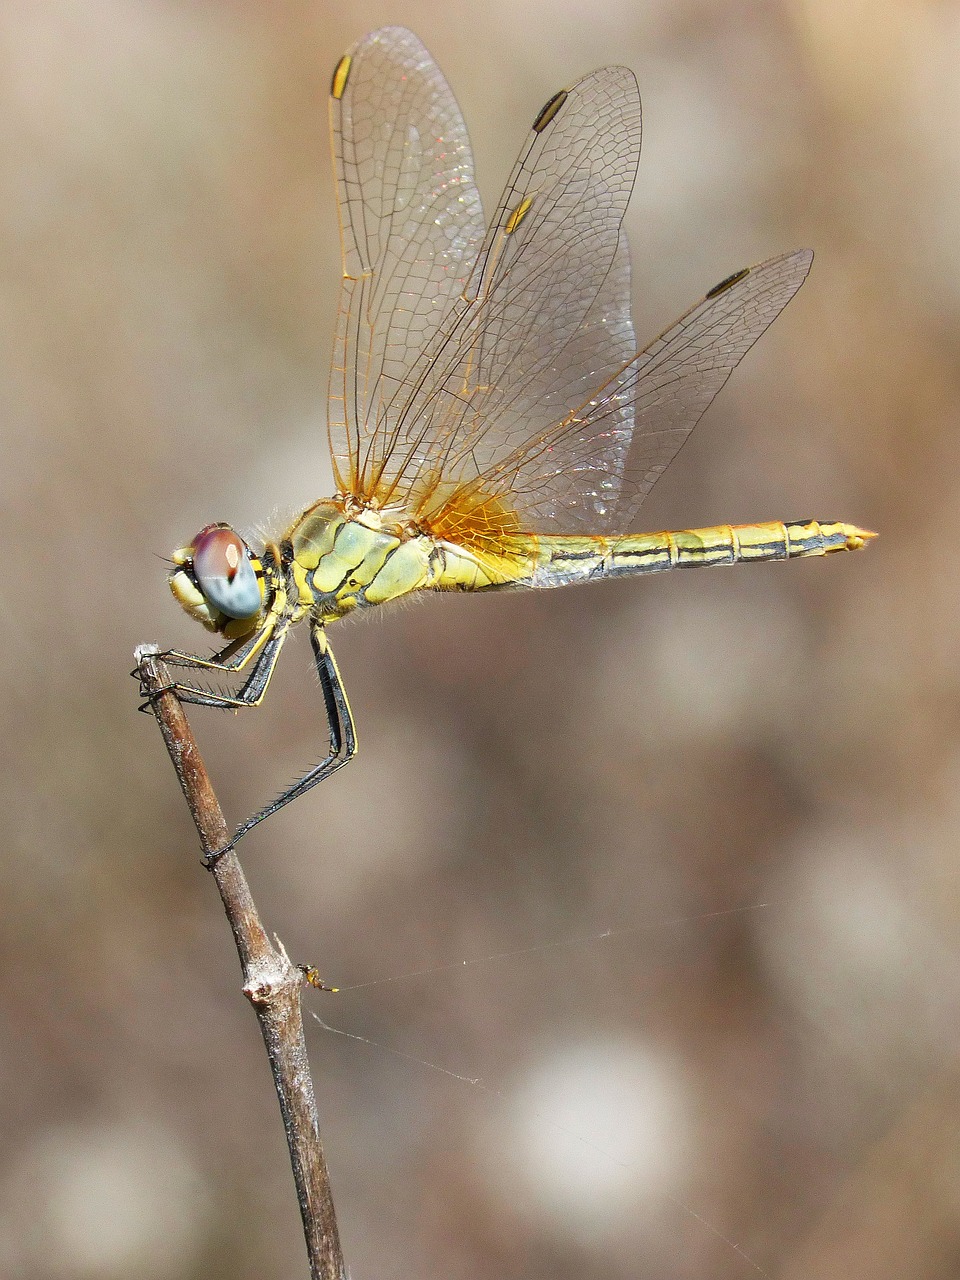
left=193, top=525, right=244, bottom=580
left=191, top=524, right=263, bottom=619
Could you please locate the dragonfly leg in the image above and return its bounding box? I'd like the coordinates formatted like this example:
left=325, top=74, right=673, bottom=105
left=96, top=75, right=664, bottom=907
left=134, top=623, right=275, bottom=683
left=213, top=624, right=356, bottom=859
left=139, top=623, right=288, bottom=713
left=158, top=633, right=259, bottom=670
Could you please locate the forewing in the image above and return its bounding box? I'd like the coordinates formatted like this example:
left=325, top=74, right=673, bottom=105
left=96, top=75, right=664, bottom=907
left=469, top=249, right=814, bottom=533
left=352, top=66, right=642, bottom=517
left=327, top=27, right=485, bottom=494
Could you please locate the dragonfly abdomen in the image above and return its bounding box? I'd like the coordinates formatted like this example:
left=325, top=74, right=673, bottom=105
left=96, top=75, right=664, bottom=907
left=528, top=519, right=874, bottom=590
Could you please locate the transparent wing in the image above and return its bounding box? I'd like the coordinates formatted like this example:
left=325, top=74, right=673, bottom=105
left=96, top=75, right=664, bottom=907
left=339, top=63, right=643, bottom=520
left=327, top=27, right=485, bottom=494
left=326, top=36, right=808, bottom=544
left=517, top=231, right=636, bottom=525
left=463, top=249, right=814, bottom=535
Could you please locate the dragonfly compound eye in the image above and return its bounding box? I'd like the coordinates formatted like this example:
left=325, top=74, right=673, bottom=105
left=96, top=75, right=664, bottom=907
left=169, top=523, right=265, bottom=629
left=190, top=525, right=263, bottom=619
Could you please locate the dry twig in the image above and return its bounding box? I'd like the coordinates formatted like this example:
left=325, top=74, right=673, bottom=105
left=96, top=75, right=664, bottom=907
left=134, top=643, right=344, bottom=1280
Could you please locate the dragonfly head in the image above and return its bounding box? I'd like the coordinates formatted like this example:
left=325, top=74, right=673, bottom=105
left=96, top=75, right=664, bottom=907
left=169, top=523, right=266, bottom=637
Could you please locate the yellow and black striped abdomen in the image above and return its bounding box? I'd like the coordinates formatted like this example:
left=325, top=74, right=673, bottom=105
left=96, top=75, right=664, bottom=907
left=525, top=519, right=875, bottom=590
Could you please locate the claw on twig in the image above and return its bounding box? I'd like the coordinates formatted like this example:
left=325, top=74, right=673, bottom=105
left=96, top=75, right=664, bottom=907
left=202, top=839, right=235, bottom=868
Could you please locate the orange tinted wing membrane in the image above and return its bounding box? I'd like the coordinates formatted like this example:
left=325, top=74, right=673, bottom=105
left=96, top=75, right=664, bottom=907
left=462, top=249, right=814, bottom=536
left=327, top=26, right=485, bottom=496
left=340, top=64, right=643, bottom=526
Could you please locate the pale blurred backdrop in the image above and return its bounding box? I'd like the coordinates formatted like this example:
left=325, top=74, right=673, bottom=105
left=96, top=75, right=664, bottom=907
left=2, top=1, right=959, bottom=1278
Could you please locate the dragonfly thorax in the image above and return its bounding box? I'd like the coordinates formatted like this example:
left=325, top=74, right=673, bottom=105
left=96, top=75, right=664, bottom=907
left=287, top=499, right=437, bottom=621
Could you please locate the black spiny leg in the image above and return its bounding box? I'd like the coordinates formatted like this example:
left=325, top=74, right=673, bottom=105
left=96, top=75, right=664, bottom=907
left=139, top=623, right=288, bottom=712
left=221, top=624, right=357, bottom=855
left=160, top=624, right=274, bottom=676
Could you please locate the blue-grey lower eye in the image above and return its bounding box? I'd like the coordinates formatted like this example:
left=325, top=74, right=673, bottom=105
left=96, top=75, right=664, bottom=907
left=201, top=556, right=262, bottom=618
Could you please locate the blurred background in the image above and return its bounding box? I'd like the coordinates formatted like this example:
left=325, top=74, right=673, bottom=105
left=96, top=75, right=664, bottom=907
left=3, top=1, right=959, bottom=1277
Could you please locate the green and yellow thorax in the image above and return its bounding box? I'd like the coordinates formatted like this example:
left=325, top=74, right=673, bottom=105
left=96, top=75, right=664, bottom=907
left=283, top=498, right=532, bottom=622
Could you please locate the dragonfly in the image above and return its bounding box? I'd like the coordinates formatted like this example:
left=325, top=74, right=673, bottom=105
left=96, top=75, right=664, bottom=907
left=150, top=26, right=873, bottom=856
